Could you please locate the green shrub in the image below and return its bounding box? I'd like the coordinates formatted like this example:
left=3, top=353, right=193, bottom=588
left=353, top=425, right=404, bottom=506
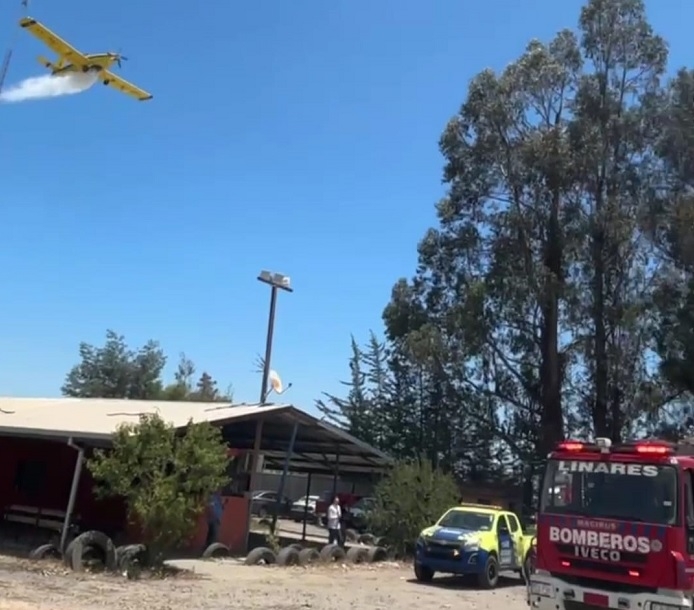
left=368, top=458, right=458, bottom=556
left=87, top=413, right=230, bottom=565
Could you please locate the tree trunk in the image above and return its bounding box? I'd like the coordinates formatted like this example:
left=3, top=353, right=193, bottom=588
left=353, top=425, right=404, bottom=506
left=539, top=190, right=565, bottom=454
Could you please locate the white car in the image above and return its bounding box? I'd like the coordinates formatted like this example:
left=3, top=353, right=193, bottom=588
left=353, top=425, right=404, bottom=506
left=289, top=495, right=321, bottom=522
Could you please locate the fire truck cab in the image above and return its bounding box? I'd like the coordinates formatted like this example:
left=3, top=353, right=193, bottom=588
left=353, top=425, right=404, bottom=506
left=529, top=437, right=694, bottom=610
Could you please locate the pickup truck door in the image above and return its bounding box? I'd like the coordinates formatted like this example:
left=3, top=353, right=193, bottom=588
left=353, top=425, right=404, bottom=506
left=497, top=515, right=515, bottom=569
left=506, top=512, right=525, bottom=567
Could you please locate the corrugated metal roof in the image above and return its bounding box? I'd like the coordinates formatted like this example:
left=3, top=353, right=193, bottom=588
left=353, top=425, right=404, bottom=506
left=0, top=397, right=393, bottom=474
left=0, top=396, right=288, bottom=441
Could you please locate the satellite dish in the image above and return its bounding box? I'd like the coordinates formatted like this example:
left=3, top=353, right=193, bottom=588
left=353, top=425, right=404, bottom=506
left=268, top=370, right=283, bottom=394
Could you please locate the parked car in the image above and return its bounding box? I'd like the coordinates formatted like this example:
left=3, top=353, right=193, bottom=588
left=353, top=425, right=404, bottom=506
left=250, top=490, right=293, bottom=518
left=289, top=495, right=321, bottom=523
left=314, top=490, right=363, bottom=527
left=344, top=496, right=375, bottom=531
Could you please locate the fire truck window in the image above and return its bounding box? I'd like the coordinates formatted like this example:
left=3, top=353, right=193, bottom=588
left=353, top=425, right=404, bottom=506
left=686, top=471, right=694, bottom=526
left=540, top=460, right=677, bottom=525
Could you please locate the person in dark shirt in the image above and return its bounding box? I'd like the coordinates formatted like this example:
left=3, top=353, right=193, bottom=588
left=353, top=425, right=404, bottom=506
left=205, top=492, right=224, bottom=548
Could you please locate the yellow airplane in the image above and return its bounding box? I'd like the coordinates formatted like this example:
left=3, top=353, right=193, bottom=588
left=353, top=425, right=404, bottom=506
left=19, top=16, right=152, bottom=101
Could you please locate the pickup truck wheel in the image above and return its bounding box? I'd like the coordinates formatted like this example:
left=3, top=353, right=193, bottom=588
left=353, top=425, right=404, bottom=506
left=414, top=562, right=434, bottom=582
left=478, top=554, right=500, bottom=589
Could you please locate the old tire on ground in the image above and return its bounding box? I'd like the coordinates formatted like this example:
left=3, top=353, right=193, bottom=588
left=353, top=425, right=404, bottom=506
left=478, top=554, right=500, bottom=589
left=345, top=546, right=369, bottom=564
left=202, top=542, right=230, bottom=559
left=414, top=562, right=434, bottom=582
left=276, top=546, right=301, bottom=566
left=245, top=546, right=276, bottom=566
left=29, top=543, right=61, bottom=560
left=344, top=528, right=359, bottom=542
left=117, top=544, right=147, bottom=570
left=287, top=543, right=303, bottom=553
left=114, top=545, right=136, bottom=567
left=367, top=546, right=388, bottom=563
left=297, top=548, right=320, bottom=565
left=319, top=544, right=346, bottom=563
left=70, top=530, right=117, bottom=572
left=358, top=533, right=376, bottom=546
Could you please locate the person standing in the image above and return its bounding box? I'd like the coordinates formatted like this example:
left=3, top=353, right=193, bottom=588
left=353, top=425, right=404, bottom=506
left=327, top=496, right=342, bottom=546
left=205, top=491, right=224, bottom=548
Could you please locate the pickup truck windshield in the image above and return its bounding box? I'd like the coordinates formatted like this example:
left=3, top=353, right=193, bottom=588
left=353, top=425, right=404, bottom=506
left=540, top=459, right=677, bottom=525
left=437, top=510, right=493, bottom=531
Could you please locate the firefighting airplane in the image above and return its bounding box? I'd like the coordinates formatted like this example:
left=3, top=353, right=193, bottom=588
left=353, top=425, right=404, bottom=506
left=18, top=17, right=152, bottom=101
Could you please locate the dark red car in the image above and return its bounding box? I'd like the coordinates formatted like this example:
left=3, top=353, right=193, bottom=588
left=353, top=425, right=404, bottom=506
left=314, top=490, right=362, bottom=526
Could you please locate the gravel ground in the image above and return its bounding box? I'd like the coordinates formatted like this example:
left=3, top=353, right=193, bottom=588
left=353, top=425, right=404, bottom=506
left=0, top=555, right=528, bottom=610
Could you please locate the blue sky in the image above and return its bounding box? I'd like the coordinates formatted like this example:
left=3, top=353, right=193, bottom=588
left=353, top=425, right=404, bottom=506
left=0, top=0, right=690, bottom=412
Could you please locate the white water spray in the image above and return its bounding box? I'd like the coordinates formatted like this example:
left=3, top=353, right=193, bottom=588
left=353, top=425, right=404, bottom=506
left=0, top=71, right=97, bottom=103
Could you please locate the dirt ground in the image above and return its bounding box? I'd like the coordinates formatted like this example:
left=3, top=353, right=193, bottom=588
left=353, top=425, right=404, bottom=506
left=0, top=555, right=528, bottom=610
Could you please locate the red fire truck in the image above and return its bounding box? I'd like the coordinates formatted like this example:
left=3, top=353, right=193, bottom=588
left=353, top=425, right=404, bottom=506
left=528, top=437, right=690, bottom=610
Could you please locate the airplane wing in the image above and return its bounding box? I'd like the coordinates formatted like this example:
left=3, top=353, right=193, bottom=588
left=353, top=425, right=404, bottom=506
left=102, top=70, right=153, bottom=102
left=19, top=17, right=88, bottom=66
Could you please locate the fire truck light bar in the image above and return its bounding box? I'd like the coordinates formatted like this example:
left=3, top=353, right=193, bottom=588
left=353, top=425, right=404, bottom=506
left=556, top=440, right=675, bottom=455
left=557, top=441, right=585, bottom=451
left=633, top=443, right=672, bottom=455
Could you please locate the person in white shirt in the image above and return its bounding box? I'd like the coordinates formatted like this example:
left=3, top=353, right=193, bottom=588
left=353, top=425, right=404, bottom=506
left=326, top=496, right=342, bottom=545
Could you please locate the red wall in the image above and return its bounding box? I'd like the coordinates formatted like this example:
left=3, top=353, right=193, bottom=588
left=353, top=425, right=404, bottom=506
left=0, top=436, right=75, bottom=510
left=0, top=436, right=126, bottom=536
left=185, top=495, right=250, bottom=554
left=0, top=436, right=250, bottom=553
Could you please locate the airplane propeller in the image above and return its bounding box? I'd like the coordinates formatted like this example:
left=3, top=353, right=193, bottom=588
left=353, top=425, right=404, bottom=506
left=111, top=50, right=128, bottom=69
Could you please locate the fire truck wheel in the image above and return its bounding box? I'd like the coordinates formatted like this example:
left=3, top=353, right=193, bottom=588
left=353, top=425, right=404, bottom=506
left=478, top=554, right=500, bottom=589
left=414, top=562, right=434, bottom=582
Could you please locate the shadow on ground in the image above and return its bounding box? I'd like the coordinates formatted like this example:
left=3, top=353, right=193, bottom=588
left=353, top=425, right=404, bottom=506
left=407, top=573, right=523, bottom=590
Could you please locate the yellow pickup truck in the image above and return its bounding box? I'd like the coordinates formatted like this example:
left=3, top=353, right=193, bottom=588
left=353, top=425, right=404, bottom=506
left=414, top=503, right=535, bottom=589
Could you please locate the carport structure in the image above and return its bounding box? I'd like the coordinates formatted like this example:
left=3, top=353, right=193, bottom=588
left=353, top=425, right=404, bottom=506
left=0, top=397, right=391, bottom=552
left=219, top=404, right=392, bottom=539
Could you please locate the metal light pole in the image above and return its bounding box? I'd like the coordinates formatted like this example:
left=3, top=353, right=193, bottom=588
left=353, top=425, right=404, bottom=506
left=257, top=270, right=293, bottom=404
